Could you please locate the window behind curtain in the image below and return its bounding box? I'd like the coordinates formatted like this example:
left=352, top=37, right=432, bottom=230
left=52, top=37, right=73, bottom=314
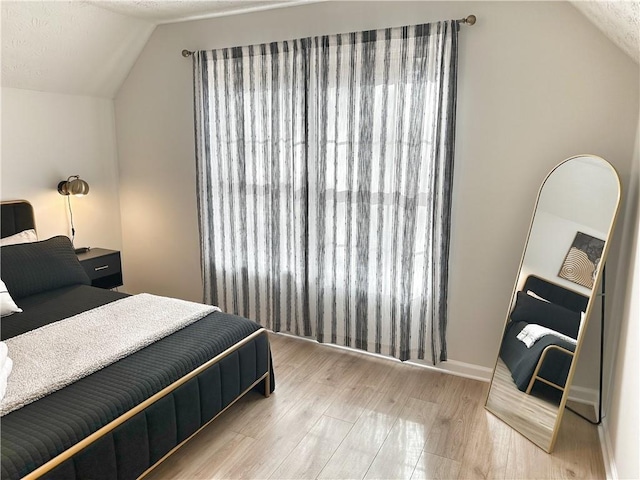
left=194, top=21, right=459, bottom=364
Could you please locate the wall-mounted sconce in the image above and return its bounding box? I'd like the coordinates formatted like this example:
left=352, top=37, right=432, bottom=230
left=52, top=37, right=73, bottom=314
left=57, top=175, right=89, bottom=251
left=57, top=175, right=90, bottom=196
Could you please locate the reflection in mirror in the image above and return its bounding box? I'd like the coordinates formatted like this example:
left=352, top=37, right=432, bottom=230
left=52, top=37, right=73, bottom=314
left=485, top=155, right=621, bottom=453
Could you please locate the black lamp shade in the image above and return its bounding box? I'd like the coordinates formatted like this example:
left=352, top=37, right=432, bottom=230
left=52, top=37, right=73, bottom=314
left=58, top=176, right=90, bottom=196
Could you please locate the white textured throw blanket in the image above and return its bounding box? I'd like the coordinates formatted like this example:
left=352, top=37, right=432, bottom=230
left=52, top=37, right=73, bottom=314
left=516, top=323, right=577, bottom=349
left=1, top=294, right=218, bottom=416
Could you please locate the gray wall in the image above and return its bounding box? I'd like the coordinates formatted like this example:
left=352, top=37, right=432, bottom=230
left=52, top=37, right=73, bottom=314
left=605, top=122, right=639, bottom=480
left=1, top=88, right=123, bottom=251
left=114, top=1, right=639, bottom=387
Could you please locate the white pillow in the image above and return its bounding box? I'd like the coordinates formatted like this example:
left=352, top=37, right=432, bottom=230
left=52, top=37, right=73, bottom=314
left=0, top=229, right=38, bottom=246
left=0, top=279, right=22, bottom=317
left=526, top=290, right=550, bottom=303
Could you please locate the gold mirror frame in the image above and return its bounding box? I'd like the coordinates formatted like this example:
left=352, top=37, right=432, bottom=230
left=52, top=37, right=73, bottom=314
left=485, top=154, right=622, bottom=453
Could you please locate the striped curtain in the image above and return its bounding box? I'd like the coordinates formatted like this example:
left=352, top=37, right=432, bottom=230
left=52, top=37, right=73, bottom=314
left=194, top=21, right=458, bottom=364
left=193, top=42, right=310, bottom=335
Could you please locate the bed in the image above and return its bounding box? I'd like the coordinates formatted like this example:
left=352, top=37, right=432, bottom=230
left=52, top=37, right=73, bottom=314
left=0, top=200, right=274, bottom=480
left=499, top=275, right=588, bottom=395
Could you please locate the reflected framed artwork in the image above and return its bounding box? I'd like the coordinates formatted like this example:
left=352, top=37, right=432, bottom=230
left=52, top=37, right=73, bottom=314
left=558, top=232, right=605, bottom=289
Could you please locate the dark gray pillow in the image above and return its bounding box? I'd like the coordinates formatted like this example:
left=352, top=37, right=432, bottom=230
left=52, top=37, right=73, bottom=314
left=1, top=236, right=90, bottom=300
left=510, top=291, right=581, bottom=338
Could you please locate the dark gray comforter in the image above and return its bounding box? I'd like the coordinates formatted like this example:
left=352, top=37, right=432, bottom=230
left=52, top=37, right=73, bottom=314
left=500, top=320, right=575, bottom=392
left=1, top=285, right=272, bottom=480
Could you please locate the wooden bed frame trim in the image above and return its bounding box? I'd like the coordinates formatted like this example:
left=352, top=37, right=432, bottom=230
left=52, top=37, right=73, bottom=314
left=525, top=344, right=574, bottom=394
left=24, top=328, right=271, bottom=480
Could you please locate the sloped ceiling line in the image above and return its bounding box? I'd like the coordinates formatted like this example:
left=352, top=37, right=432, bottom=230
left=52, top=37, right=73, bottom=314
left=88, top=0, right=306, bottom=23
left=1, top=1, right=155, bottom=98
left=1, top=1, right=638, bottom=99
left=570, top=0, right=639, bottom=64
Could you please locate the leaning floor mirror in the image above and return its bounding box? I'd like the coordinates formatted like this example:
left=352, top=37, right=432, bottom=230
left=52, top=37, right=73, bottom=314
left=485, top=155, right=621, bottom=453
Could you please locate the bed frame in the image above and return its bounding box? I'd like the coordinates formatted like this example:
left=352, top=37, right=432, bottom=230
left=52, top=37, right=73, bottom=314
left=1, top=200, right=272, bottom=479
left=500, top=275, right=588, bottom=396
left=27, top=330, right=271, bottom=479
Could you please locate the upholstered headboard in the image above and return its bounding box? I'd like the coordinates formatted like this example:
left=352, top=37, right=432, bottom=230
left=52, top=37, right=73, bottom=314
left=1, top=201, right=36, bottom=239
left=523, top=275, right=589, bottom=313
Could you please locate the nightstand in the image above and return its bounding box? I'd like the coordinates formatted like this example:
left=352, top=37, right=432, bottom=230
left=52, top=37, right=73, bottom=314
left=77, top=248, right=123, bottom=289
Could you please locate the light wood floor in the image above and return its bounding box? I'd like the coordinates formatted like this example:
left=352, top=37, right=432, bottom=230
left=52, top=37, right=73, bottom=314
left=485, top=359, right=561, bottom=451
left=145, top=333, right=605, bottom=479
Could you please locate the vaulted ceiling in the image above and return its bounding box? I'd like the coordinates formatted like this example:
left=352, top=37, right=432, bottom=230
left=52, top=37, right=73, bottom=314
left=0, top=0, right=308, bottom=97
left=571, top=0, right=639, bottom=63
left=1, top=1, right=638, bottom=99
left=87, top=0, right=289, bottom=22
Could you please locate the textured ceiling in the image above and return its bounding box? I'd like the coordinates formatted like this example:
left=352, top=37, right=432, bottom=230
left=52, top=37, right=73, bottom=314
left=1, top=1, right=638, bottom=99
left=1, top=1, right=155, bottom=97
left=0, top=0, right=307, bottom=98
left=571, top=0, right=640, bottom=64
left=88, top=0, right=298, bottom=23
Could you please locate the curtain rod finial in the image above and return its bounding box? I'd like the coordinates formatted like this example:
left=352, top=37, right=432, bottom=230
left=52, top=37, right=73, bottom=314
left=463, top=15, right=476, bottom=26
left=182, top=49, right=193, bottom=57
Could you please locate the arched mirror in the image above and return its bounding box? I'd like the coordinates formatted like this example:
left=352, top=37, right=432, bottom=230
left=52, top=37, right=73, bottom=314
left=485, top=155, right=621, bottom=453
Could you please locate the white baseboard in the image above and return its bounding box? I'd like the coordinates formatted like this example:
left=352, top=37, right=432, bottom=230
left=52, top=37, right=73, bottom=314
left=407, top=358, right=494, bottom=383
left=273, top=332, right=495, bottom=382
left=567, top=384, right=599, bottom=407
left=273, top=332, right=597, bottom=392
left=599, top=417, right=618, bottom=480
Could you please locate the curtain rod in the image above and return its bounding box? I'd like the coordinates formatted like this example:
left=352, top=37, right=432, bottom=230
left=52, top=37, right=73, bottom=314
left=181, top=14, right=476, bottom=57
